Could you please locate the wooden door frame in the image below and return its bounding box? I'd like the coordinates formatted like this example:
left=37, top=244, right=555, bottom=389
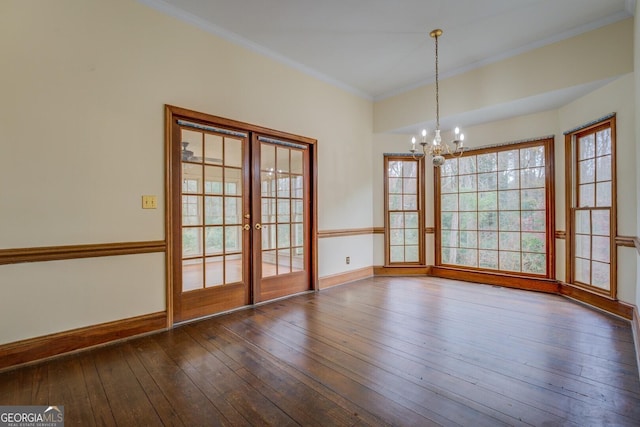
left=164, top=105, right=318, bottom=327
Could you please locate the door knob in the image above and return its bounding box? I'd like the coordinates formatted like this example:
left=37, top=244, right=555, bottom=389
left=255, top=223, right=262, bottom=230
left=243, top=224, right=250, bottom=231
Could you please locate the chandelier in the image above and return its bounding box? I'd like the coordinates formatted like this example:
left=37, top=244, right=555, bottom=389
left=410, top=29, right=465, bottom=166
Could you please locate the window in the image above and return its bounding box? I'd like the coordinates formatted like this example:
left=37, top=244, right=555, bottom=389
left=384, top=156, right=424, bottom=265
left=566, top=116, right=616, bottom=297
left=435, top=138, right=554, bottom=277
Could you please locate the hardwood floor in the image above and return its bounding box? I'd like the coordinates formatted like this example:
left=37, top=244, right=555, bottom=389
left=1, top=276, right=639, bottom=426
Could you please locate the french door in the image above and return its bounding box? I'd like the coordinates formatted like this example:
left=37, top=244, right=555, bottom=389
left=167, top=106, right=315, bottom=323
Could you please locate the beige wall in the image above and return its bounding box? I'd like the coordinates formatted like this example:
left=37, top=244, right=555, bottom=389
left=0, top=0, right=373, bottom=344
left=0, top=0, right=636, bottom=346
left=374, top=18, right=633, bottom=134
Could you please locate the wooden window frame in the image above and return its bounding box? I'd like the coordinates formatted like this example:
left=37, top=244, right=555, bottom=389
left=383, top=155, right=426, bottom=267
left=564, top=116, right=617, bottom=299
left=432, top=137, right=556, bottom=286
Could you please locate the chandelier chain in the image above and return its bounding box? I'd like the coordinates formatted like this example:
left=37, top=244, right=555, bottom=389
left=434, top=32, right=440, bottom=130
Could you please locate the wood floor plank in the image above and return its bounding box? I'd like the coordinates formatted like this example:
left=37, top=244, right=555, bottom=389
left=0, top=276, right=639, bottom=426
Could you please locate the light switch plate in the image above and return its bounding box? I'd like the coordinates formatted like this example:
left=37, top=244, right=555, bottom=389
left=142, top=195, right=157, bottom=209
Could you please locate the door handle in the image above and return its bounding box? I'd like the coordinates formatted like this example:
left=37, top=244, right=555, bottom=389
left=255, top=223, right=262, bottom=230
left=243, top=224, right=251, bottom=231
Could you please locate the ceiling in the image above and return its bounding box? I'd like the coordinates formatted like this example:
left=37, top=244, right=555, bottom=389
left=140, top=0, right=634, bottom=130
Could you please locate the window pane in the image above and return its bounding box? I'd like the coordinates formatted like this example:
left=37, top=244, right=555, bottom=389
left=403, top=195, right=418, bottom=210
left=441, top=230, right=459, bottom=247
left=592, top=236, right=610, bottom=263
left=403, top=162, right=417, bottom=177
left=390, top=229, right=404, bottom=245
left=477, top=153, right=497, bottom=172
left=479, top=250, right=498, bottom=269
left=579, top=159, right=595, bottom=184
left=591, top=261, right=610, bottom=289
left=520, top=167, right=545, bottom=189
left=479, top=232, right=498, bottom=249
left=575, top=234, right=590, bottom=259
left=441, top=212, right=458, bottom=230
left=459, top=175, right=477, bottom=192
left=520, top=146, right=545, bottom=168
left=460, top=231, right=478, bottom=248
left=579, top=184, right=595, bottom=207
left=498, top=170, right=519, bottom=190
left=459, top=157, right=476, bottom=175
left=459, top=193, right=477, bottom=211
left=389, top=212, right=404, bottom=228
left=204, top=257, right=223, bottom=287
left=522, top=253, right=545, bottom=274
left=390, top=246, right=404, bottom=262
left=441, top=194, right=458, bottom=211
left=404, top=178, right=417, bottom=194
left=579, top=134, right=595, bottom=159
left=498, top=150, right=519, bottom=171
left=596, top=155, right=611, bottom=181
left=595, top=182, right=611, bottom=207
left=521, top=189, right=545, bottom=210
left=440, top=158, right=458, bottom=176
left=499, top=251, right=521, bottom=272
left=405, top=212, right=419, bottom=228
left=596, top=129, right=611, bottom=155
left=405, top=246, right=419, bottom=262
left=498, top=190, right=520, bottom=211
left=389, top=178, right=403, bottom=193
left=522, top=232, right=545, bottom=253
left=405, top=229, right=419, bottom=245
left=441, top=176, right=458, bottom=193
left=478, top=211, right=498, bottom=230
left=204, top=134, right=223, bottom=165
left=459, top=212, right=477, bottom=230
left=499, top=232, right=520, bottom=251
left=389, top=195, right=402, bottom=210
left=388, top=161, right=402, bottom=177
left=499, top=211, right=520, bottom=231
left=478, top=191, right=497, bottom=211
left=457, top=249, right=477, bottom=267
left=478, top=173, right=497, bottom=191
left=521, top=210, right=545, bottom=232
left=205, top=227, right=223, bottom=255
left=575, top=210, right=590, bottom=234
left=591, top=210, right=609, bottom=236
left=575, top=257, right=590, bottom=283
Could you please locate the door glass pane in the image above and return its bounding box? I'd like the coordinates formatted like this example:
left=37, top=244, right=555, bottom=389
left=277, top=147, right=290, bottom=173
left=262, top=250, right=277, bottom=277
left=205, top=256, right=223, bottom=287
left=205, top=227, right=223, bottom=255
left=291, top=150, right=303, bottom=174
left=183, top=259, right=203, bottom=291
left=182, top=130, right=203, bottom=161
left=224, top=254, right=242, bottom=284
left=204, top=166, right=223, bottom=194
left=204, top=134, right=223, bottom=164
left=183, top=228, right=202, bottom=256
left=204, top=196, right=223, bottom=225
left=225, top=138, right=242, bottom=167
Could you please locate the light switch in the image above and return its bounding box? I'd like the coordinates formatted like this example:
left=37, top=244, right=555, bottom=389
left=142, top=195, right=157, bottom=209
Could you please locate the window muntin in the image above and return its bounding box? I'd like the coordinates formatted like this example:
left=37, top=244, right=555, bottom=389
left=385, top=157, right=424, bottom=265
left=436, top=140, right=552, bottom=277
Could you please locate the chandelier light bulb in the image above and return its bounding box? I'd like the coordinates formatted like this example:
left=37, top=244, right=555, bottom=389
left=454, top=127, right=460, bottom=135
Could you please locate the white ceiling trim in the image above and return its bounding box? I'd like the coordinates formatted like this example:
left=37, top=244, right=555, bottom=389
left=137, top=0, right=373, bottom=100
